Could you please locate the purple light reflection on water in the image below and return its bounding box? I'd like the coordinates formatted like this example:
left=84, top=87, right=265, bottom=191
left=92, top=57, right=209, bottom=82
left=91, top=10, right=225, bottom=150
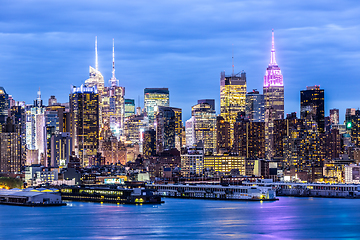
left=1, top=197, right=360, bottom=239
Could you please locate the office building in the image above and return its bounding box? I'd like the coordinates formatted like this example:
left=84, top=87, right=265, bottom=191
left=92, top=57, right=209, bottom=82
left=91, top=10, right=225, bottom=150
left=0, top=87, right=9, bottom=124
left=220, top=70, right=247, bottom=144
left=300, top=85, right=325, bottom=133
left=245, top=90, right=265, bottom=122
left=216, top=116, right=230, bottom=153
left=144, top=88, right=169, bottom=125
left=124, top=113, right=149, bottom=152
left=263, top=30, right=284, bottom=159
left=155, top=106, right=175, bottom=153
left=197, top=99, right=215, bottom=111
left=143, top=129, right=156, bottom=157
left=70, top=85, right=99, bottom=166
left=185, top=116, right=196, bottom=147
left=181, top=147, right=204, bottom=177
left=50, top=132, right=72, bottom=167
left=0, top=118, right=22, bottom=173
left=204, top=154, right=246, bottom=175
left=191, top=103, right=216, bottom=154
left=124, top=99, right=136, bottom=118
left=330, top=109, right=339, bottom=126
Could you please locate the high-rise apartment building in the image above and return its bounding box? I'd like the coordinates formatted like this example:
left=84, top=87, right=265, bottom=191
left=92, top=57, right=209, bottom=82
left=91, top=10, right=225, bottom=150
left=144, top=88, right=169, bottom=125
left=0, top=118, right=22, bottom=173
left=123, top=112, right=149, bottom=152
left=245, top=90, right=265, bottom=122
left=192, top=103, right=216, bottom=154
left=263, top=30, right=284, bottom=159
left=185, top=116, right=196, bottom=147
left=70, top=85, right=99, bottom=166
left=300, top=85, right=325, bottom=133
left=143, top=129, right=156, bottom=157
left=220, top=71, right=247, bottom=144
left=49, top=132, right=72, bottom=167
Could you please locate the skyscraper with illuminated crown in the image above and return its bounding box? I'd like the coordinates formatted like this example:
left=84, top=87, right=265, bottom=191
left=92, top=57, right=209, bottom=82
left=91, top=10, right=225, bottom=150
left=263, top=30, right=284, bottom=159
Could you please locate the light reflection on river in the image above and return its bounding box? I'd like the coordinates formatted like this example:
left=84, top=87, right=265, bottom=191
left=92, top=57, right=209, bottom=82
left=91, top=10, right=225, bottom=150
left=1, top=197, right=360, bottom=239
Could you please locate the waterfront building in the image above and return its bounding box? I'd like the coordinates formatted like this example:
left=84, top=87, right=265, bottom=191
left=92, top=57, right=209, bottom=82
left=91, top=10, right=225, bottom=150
left=300, top=85, right=325, bottom=133
left=155, top=106, right=175, bottom=153
left=245, top=90, right=265, bottom=122
left=143, top=129, right=156, bottom=157
left=49, top=132, right=72, bottom=167
left=233, top=116, right=265, bottom=159
left=263, top=30, right=284, bottom=160
left=203, top=154, right=246, bottom=175
left=181, top=147, right=204, bottom=177
left=0, top=118, right=22, bottom=173
left=185, top=116, right=196, bottom=147
left=216, top=116, right=230, bottom=153
left=220, top=70, right=247, bottom=144
left=345, top=164, right=360, bottom=184
left=191, top=103, right=216, bottom=154
left=124, top=99, right=135, bottom=118
left=0, top=87, right=9, bottom=125
left=144, top=88, right=169, bottom=126
left=70, top=85, right=99, bottom=166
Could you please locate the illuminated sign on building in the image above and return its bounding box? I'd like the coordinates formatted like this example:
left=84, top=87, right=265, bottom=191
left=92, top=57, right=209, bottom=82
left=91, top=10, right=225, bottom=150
left=104, top=178, right=124, bottom=184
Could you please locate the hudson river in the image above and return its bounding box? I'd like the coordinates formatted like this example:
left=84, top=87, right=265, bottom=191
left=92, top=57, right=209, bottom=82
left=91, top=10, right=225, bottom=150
left=1, top=197, right=360, bottom=239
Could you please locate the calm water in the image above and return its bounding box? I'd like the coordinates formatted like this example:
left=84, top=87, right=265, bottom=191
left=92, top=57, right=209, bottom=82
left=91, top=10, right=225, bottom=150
left=1, top=197, right=360, bottom=239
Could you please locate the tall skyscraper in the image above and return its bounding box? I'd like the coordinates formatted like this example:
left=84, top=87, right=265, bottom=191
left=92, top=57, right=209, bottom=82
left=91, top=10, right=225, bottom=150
left=198, top=99, right=215, bottom=111
left=0, top=87, right=9, bottom=124
left=330, top=109, right=339, bottom=126
left=245, top=90, right=265, bottom=122
left=191, top=103, right=216, bottom=154
left=216, top=116, right=230, bottom=153
left=185, top=116, right=196, bottom=147
left=124, top=99, right=135, bottom=118
left=26, top=89, right=46, bottom=165
left=300, top=85, right=325, bottom=133
left=85, top=37, right=105, bottom=93
left=144, top=88, right=169, bottom=125
left=70, top=85, right=99, bottom=166
left=155, top=106, right=175, bottom=153
left=0, top=118, right=22, bottom=173
left=220, top=70, right=247, bottom=144
left=263, top=30, right=284, bottom=159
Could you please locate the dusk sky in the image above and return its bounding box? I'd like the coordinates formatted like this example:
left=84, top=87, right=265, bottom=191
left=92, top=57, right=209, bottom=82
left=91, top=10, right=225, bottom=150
left=0, top=0, right=359, bottom=122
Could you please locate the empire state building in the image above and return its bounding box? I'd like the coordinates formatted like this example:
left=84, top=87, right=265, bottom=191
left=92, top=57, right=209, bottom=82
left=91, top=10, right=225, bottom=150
left=263, top=30, right=284, bottom=159
left=263, top=30, right=284, bottom=120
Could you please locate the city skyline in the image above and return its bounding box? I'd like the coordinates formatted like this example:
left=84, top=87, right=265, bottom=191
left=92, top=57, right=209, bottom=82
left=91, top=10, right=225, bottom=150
left=0, top=0, right=359, bottom=122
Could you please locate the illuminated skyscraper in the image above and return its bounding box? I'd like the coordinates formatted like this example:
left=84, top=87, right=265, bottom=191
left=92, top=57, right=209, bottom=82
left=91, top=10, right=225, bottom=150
left=155, top=106, right=175, bottom=153
left=263, top=30, right=284, bottom=159
left=300, top=85, right=325, bottom=133
left=0, top=87, right=9, bottom=124
left=70, top=85, right=99, bottom=166
left=124, top=99, right=135, bottom=117
left=245, top=90, right=265, bottom=122
left=216, top=116, right=230, bottom=153
left=220, top=70, right=247, bottom=144
left=191, top=103, right=216, bottom=154
left=85, top=37, right=105, bottom=93
left=144, top=88, right=169, bottom=125
left=185, top=116, right=196, bottom=147
left=26, top=89, right=46, bottom=165
left=330, top=109, right=339, bottom=126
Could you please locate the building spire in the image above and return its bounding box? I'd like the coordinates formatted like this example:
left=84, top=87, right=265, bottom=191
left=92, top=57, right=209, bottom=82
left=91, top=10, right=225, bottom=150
left=232, top=44, right=234, bottom=76
left=112, top=38, right=115, bottom=79
left=270, top=29, right=277, bottom=65
left=95, top=36, right=98, bottom=71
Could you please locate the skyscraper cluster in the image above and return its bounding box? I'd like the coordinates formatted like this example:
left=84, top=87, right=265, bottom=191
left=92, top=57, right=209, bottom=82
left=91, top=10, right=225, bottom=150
left=0, top=31, right=359, bottom=184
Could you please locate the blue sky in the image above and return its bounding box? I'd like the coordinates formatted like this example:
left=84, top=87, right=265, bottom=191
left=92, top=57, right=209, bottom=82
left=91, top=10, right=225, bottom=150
left=0, top=0, right=359, bottom=122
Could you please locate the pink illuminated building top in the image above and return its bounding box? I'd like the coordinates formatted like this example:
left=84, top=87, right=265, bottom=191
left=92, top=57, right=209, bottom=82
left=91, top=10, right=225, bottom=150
left=264, top=30, right=283, bottom=87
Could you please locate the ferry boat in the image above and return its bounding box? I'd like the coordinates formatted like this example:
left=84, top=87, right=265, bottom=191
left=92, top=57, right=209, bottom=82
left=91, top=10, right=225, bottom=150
left=60, top=185, right=164, bottom=204
left=147, top=184, right=278, bottom=201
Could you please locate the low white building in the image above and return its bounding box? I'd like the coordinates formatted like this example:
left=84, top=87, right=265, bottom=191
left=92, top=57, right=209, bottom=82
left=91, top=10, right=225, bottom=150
left=345, top=164, right=360, bottom=184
